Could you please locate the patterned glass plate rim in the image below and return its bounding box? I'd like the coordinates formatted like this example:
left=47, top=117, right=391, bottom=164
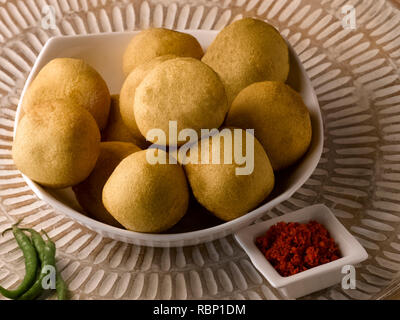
left=1, top=0, right=400, bottom=300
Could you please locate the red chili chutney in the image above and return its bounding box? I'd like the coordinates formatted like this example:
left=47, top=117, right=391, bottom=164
left=255, top=221, right=341, bottom=277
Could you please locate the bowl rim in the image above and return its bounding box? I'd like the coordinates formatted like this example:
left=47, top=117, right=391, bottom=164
left=13, top=30, right=324, bottom=246
left=234, top=204, right=369, bottom=288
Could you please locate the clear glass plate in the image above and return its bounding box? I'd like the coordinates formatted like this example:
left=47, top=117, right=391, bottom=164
left=0, top=0, right=399, bottom=299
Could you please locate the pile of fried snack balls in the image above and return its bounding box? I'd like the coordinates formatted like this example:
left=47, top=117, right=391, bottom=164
left=12, top=18, right=312, bottom=233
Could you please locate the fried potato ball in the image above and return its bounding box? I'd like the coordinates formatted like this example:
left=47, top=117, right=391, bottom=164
left=183, top=128, right=274, bottom=221
left=226, top=81, right=312, bottom=170
left=13, top=100, right=100, bottom=188
left=134, top=57, right=228, bottom=146
left=122, top=28, right=203, bottom=76
left=119, top=55, right=177, bottom=146
left=21, top=58, right=110, bottom=129
left=102, top=149, right=189, bottom=233
left=202, top=18, right=289, bottom=104
left=102, top=95, right=147, bottom=148
left=73, top=141, right=141, bottom=227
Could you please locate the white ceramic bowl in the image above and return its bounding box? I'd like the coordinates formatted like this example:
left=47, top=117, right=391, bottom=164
left=234, top=204, right=368, bottom=299
left=14, top=30, right=324, bottom=247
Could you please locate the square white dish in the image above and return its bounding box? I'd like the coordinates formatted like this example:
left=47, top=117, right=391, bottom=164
left=13, top=30, right=324, bottom=247
left=234, top=204, right=368, bottom=299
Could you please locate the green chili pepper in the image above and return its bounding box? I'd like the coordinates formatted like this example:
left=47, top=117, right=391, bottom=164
left=0, top=226, right=38, bottom=299
left=22, top=229, right=45, bottom=281
left=18, top=239, right=56, bottom=300
left=56, top=270, right=68, bottom=300
left=18, top=230, right=68, bottom=300
left=42, top=231, right=69, bottom=300
left=21, top=229, right=46, bottom=262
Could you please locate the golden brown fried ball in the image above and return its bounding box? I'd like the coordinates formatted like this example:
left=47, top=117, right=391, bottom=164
left=202, top=18, right=289, bottom=104
left=12, top=100, right=100, bottom=188
left=226, top=81, right=312, bottom=170
left=102, top=95, right=147, bottom=148
left=21, top=58, right=110, bottom=129
left=102, top=149, right=189, bottom=233
left=122, top=28, right=203, bottom=76
left=134, top=57, right=228, bottom=146
left=73, top=141, right=141, bottom=227
left=119, top=55, right=177, bottom=146
left=183, top=128, right=274, bottom=221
